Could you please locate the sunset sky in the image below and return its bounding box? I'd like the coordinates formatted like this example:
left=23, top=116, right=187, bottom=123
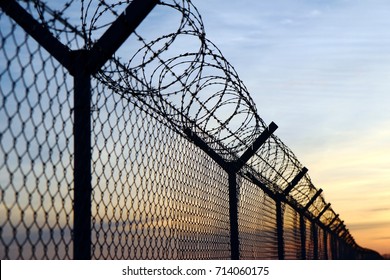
left=2, top=0, right=389, bottom=259
left=190, top=0, right=390, bottom=255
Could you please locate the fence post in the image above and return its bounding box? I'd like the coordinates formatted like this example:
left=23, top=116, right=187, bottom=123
left=276, top=199, right=284, bottom=260
left=330, top=233, right=337, bottom=260
left=276, top=167, right=307, bottom=260
left=300, top=213, right=306, bottom=259
left=283, top=167, right=308, bottom=195
left=184, top=123, right=277, bottom=260
left=73, top=50, right=92, bottom=260
left=303, top=189, right=323, bottom=212
left=312, top=222, right=318, bottom=260
left=315, top=203, right=331, bottom=223
left=328, top=214, right=339, bottom=228
left=228, top=172, right=240, bottom=260
left=323, top=230, right=328, bottom=259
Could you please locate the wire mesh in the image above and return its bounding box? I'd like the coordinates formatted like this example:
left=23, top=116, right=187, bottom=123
left=238, top=177, right=278, bottom=259
left=283, top=204, right=301, bottom=260
left=90, top=81, right=231, bottom=259
left=0, top=11, right=73, bottom=259
left=317, top=227, right=327, bottom=260
left=331, top=235, right=339, bottom=259
left=304, top=218, right=315, bottom=260
left=326, top=232, right=334, bottom=259
left=0, top=0, right=383, bottom=260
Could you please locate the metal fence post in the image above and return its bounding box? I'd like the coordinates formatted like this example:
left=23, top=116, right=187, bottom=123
left=184, top=123, right=277, bottom=260
left=228, top=172, right=240, bottom=260
left=323, top=230, right=328, bottom=259
left=332, top=235, right=338, bottom=259
left=300, top=213, right=306, bottom=259
left=276, top=199, right=284, bottom=260
left=70, top=0, right=158, bottom=260
left=312, top=222, right=318, bottom=260
left=73, top=50, right=92, bottom=260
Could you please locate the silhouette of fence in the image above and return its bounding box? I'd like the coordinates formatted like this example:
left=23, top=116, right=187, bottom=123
left=0, top=0, right=383, bottom=260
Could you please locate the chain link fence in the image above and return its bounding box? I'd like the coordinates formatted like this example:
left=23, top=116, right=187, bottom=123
left=0, top=0, right=383, bottom=260
left=90, top=89, right=232, bottom=259
left=0, top=8, right=74, bottom=259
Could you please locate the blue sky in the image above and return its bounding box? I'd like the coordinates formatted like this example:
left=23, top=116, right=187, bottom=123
left=2, top=0, right=389, bottom=256
left=189, top=0, right=390, bottom=254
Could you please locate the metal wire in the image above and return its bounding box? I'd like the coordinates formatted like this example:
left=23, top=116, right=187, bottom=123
left=90, top=84, right=231, bottom=259
left=0, top=10, right=73, bottom=259
left=283, top=204, right=301, bottom=260
left=238, top=177, right=278, bottom=260
left=0, top=0, right=382, bottom=260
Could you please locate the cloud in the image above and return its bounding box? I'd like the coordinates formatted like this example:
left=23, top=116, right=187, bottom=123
left=348, top=222, right=390, bottom=231
left=307, top=9, right=322, bottom=18
left=370, top=208, right=390, bottom=212
left=374, top=236, right=390, bottom=240
left=281, top=19, right=294, bottom=25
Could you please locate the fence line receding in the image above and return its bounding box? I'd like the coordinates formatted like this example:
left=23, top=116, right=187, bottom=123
left=0, top=0, right=382, bottom=260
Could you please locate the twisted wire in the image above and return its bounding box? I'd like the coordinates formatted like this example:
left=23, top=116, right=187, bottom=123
left=0, top=0, right=374, bottom=258
left=17, top=0, right=342, bottom=232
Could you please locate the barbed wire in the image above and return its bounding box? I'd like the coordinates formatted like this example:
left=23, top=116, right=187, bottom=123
left=0, top=0, right=380, bottom=259
left=9, top=0, right=344, bottom=241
